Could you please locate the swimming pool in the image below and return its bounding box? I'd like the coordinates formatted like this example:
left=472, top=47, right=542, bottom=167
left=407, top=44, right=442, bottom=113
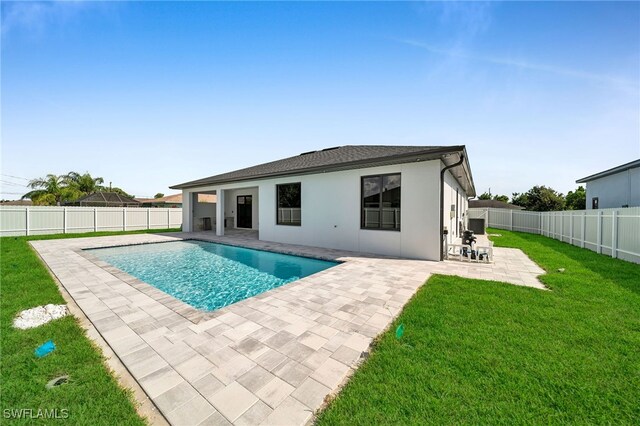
left=88, top=240, right=338, bottom=311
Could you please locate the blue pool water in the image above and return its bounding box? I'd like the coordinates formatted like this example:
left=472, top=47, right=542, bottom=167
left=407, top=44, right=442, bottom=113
left=88, top=240, right=338, bottom=311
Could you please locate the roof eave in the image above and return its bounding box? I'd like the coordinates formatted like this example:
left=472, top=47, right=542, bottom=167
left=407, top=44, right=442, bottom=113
left=576, top=159, right=640, bottom=183
left=170, top=146, right=468, bottom=190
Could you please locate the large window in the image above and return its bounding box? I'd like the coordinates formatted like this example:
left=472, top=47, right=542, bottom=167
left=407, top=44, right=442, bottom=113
left=361, top=174, right=401, bottom=231
left=277, top=183, right=301, bottom=226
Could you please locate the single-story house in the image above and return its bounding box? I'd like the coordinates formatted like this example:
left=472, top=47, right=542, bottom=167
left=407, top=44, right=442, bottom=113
left=135, top=193, right=216, bottom=208
left=576, top=159, right=640, bottom=209
left=0, top=199, right=33, bottom=206
left=66, top=192, right=140, bottom=208
left=468, top=199, right=524, bottom=210
left=171, top=145, right=475, bottom=261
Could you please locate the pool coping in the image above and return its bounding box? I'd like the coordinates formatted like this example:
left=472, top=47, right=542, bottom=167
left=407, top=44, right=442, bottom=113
left=76, top=240, right=349, bottom=324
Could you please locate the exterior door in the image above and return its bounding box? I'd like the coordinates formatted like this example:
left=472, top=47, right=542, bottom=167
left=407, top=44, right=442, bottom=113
left=237, top=195, right=252, bottom=228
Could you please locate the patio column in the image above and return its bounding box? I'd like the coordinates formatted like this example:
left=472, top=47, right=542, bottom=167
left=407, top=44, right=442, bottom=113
left=216, top=189, right=224, bottom=236
left=182, top=190, right=192, bottom=232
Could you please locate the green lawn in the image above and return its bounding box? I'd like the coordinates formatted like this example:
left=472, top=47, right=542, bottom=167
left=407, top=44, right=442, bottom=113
left=317, top=228, right=640, bottom=425
left=1, top=229, right=179, bottom=425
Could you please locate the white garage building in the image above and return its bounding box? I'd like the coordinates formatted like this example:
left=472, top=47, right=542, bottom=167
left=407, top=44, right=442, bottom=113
left=171, top=145, right=475, bottom=261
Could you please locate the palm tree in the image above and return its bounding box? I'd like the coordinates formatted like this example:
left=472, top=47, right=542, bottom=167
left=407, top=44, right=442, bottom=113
left=22, top=174, right=78, bottom=206
left=66, top=172, right=104, bottom=194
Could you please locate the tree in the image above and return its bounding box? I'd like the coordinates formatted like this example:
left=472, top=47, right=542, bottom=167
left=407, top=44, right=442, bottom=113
left=493, top=194, right=509, bottom=203
left=565, top=186, right=586, bottom=210
left=31, top=193, right=57, bottom=206
left=512, top=185, right=565, bottom=211
left=22, top=172, right=134, bottom=204
left=22, top=174, right=79, bottom=206
left=66, top=172, right=104, bottom=194
left=478, top=191, right=492, bottom=200
left=511, top=192, right=528, bottom=207
left=154, top=193, right=165, bottom=199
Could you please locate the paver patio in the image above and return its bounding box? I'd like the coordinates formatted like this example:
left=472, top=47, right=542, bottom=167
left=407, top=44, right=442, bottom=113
left=31, top=231, right=544, bottom=425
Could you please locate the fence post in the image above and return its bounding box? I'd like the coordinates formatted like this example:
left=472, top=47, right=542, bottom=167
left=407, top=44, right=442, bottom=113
left=147, top=208, right=151, bottom=230
left=63, top=207, right=67, bottom=234
left=94, top=208, right=98, bottom=232
left=123, top=208, right=127, bottom=231
left=510, top=209, right=513, bottom=231
left=25, top=207, right=30, bottom=236
left=544, top=212, right=548, bottom=236
left=569, top=213, right=573, bottom=245
left=611, top=211, right=618, bottom=259
left=540, top=213, right=544, bottom=236
left=167, top=209, right=170, bottom=229
left=597, top=210, right=603, bottom=254
left=581, top=211, right=586, bottom=248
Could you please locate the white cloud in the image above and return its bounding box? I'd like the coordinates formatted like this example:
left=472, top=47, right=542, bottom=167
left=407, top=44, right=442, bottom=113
left=438, top=1, right=493, bottom=37
left=396, top=38, right=639, bottom=92
left=1, top=1, right=101, bottom=37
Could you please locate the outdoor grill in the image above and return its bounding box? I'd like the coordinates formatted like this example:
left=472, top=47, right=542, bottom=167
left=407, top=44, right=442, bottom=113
left=461, top=230, right=480, bottom=260
left=462, top=230, right=476, bottom=246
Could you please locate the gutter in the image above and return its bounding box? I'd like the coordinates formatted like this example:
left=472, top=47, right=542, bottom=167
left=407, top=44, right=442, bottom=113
left=440, top=153, right=465, bottom=261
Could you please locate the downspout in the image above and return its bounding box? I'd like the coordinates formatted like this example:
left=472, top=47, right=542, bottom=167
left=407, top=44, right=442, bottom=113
left=440, top=153, right=465, bottom=261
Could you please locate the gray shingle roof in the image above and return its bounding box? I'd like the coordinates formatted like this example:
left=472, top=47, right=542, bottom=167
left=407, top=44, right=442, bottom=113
left=468, top=199, right=524, bottom=210
left=69, top=192, right=140, bottom=206
left=576, top=159, right=640, bottom=183
left=171, top=145, right=474, bottom=195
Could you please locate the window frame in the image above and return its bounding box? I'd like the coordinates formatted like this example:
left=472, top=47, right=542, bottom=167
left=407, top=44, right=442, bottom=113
left=360, top=173, right=401, bottom=232
left=592, top=197, right=599, bottom=209
left=276, top=182, right=302, bottom=226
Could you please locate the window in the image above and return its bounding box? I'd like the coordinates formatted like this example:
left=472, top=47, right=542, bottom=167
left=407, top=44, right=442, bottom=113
left=277, top=183, right=301, bottom=226
left=592, top=197, right=599, bottom=209
left=361, top=174, right=401, bottom=231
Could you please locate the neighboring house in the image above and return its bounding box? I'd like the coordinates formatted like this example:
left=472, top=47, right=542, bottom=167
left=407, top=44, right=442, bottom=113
left=468, top=199, right=524, bottom=210
left=135, top=193, right=216, bottom=208
left=171, top=145, right=475, bottom=261
left=66, top=192, right=140, bottom=207
left=576, top=159, right=640, bottom=209
left=0, top=200, right=33, bottom=206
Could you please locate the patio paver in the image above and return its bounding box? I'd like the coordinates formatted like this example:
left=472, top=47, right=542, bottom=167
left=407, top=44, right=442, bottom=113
left=31, top=230, right=545, bottom=425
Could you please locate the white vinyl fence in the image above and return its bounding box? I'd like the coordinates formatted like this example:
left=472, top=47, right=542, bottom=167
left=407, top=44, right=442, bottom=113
left=468, top=207, right=640, bottom=264
left=0, top=206, right=183, bottom=237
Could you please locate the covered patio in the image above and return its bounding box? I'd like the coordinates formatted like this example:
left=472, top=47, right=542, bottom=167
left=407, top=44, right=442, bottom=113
left=186, top=186, right=259, bottom=236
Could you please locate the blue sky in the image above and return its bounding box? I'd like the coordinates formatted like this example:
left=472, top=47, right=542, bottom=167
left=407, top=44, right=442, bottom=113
left=2, top=1, right=639, bottom=199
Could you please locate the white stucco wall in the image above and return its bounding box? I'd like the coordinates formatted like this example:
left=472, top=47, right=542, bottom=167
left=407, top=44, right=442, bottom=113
left=257, top=161, right=442, bottom=259
left=180, top=159, right=469, bottom=260
left=443, top=169, right=466, bottom=243
left=192, top=195, right=216, bottom=231
left=585, top=167, right=640, bottom=209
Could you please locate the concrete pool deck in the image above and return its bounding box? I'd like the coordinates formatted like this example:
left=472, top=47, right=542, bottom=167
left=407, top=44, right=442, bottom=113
left=31, top=232, right=545, bottom=425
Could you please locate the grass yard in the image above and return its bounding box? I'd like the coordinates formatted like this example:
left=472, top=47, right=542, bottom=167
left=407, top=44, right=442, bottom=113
left=1, top=229, right=179, bottom=425
left=317, top=228, right=640, bottom=425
